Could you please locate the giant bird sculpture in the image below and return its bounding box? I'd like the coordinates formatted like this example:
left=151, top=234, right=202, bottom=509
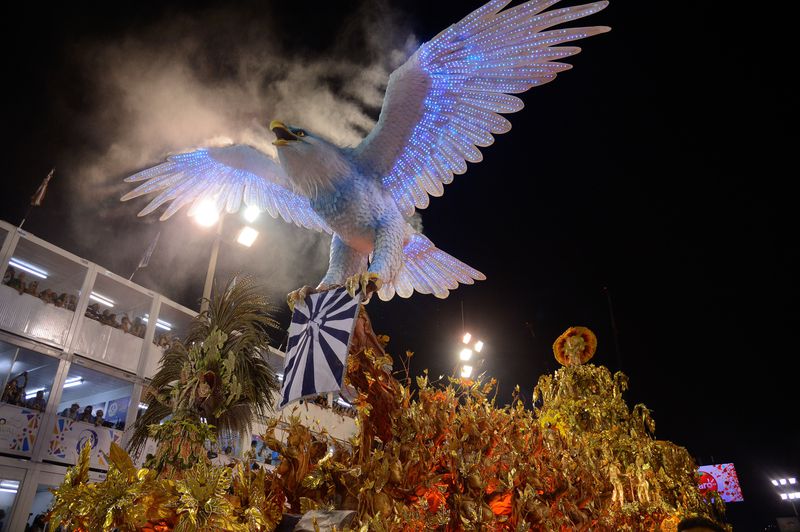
left=122, top=0, right=609, bottom=303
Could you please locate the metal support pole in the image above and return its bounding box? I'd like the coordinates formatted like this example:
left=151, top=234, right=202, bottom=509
left=200, top=216, right=224, bottom=315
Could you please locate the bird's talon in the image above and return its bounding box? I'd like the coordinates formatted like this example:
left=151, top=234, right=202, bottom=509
left=344, top=272, right=381, bottom=301
left=287, top=285, right=315, bottom=311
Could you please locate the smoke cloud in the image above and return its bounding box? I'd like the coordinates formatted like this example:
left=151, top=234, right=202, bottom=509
left=56, top=1, right=418, bottom=310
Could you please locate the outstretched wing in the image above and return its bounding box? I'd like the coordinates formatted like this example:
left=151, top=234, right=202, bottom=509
left=121, top=145, right=331, bottom=233
left=355, top=0, right=609, bottom=217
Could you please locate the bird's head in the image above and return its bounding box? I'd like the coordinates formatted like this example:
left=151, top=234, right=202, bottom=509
left=270, top=120, right=350, bottom=197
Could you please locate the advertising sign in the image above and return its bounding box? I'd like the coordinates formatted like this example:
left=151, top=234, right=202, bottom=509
left=698, top=463, right=744, bottom=502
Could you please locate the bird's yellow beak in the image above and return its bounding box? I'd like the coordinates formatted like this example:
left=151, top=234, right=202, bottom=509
left=270, top=120, right=297, bottom=146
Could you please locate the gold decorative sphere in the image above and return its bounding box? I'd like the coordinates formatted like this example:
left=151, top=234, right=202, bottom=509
left=553, top=326, right=597, bottom=366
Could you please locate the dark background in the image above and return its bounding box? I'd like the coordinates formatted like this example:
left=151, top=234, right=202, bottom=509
left=2, top=1, right=798, bottom=528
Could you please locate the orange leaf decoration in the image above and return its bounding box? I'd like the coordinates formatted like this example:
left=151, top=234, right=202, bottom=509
left=488, top=492, right=512, bottom=515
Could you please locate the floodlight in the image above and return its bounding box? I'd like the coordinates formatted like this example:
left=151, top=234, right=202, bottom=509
left=460, top=348, right=473, bottom=361
left=243, top=205, right=260, bottom=223
left=463, top=332, right=472, bottom=344
left=194, top=200, right=219, bottom=227
left=236, top=226, right=259, bottom=247
left=461, top=365, right=473, bottom=378
left=474, top=340, right=484, bottom=352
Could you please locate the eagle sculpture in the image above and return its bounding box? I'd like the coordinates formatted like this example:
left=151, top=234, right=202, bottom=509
left=122, top=0, right=610, bottom=303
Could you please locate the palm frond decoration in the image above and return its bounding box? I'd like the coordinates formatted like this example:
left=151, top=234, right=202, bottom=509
left=128, top=275, right=281, bottom=461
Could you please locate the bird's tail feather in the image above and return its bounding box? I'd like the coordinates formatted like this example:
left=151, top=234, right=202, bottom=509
left=377, top=233, right=485, bottom=301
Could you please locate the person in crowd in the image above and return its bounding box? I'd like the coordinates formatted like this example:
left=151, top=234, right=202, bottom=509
left=66, top=294, right=77, bottom=311
left=94, top=408, right=112, bottom=427
left=8, top=271, right=27, bottom=294
left=77, top=405, right=94, bottom=423
left=60, top=402, right=80, bottom=419
left=26, top=389, right=47, bottom=411
left=23, top=280, right=39, bottom=297
left=121, top=315, right=132, bottom=333
left=2, top=266, right=14, bottom=285
left=54, top=292, right=68, bottom=308
left=38, top=288, right=57, bottom=304
left=25, top=513, right=47, bottom=532
left=132, top=317, right=146, bottom=338
left=2, top=371, right=28, bottom=405
left=156, top=333, right=170, bottom=348
left=85, top=302, right=100, bottom=319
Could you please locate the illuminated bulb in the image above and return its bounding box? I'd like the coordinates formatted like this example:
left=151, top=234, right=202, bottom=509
left=460, top=348, right=473, bottom=361
left=781, top=493, right=788, bottom=500
left=474, top=340, right=484, bottom=353
left=243, top=205, right=260, bottom=223
left=780, top=479, right=788, bottom=485
left=461, top=365, right=473, bottom=378
left=237, top=226, right=259, bottom=247
left=773, top=480, right=780, bottom=486
left=194, top=200, right=219, bottom=227
left=790, top=478, right=797, bottom=485
left=462, top=332, right=472, bottom=344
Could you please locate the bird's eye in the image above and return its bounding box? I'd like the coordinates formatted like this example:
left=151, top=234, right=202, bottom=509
left=294, top=129, right=306, bottom=137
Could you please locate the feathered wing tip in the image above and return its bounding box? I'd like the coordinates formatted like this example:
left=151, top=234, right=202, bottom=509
left=378, top=233, right=486, bottom=301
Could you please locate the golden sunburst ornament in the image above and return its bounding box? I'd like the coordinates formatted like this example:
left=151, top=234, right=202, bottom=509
left=553, top=326, right=597, bottom=366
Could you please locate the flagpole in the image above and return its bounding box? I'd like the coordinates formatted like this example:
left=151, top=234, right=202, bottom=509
left=20, top=168, right=55, bottom=230
left=18, top=206, right=34, bottom=230
left=130, top=231, right=161, bottom=281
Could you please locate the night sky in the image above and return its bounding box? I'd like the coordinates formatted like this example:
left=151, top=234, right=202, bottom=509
left=2, top=1, right=798, bottom=529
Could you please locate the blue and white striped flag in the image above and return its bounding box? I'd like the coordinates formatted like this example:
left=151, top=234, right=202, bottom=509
left=279, top=286, right=362, bottom=409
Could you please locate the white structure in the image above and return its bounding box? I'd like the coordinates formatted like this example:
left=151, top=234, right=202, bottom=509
left=0, top=220, right=355, bottom=531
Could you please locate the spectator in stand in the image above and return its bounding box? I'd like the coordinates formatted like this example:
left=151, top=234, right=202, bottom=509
left=23, top=280, right=39, bottom=297
left=66, top=294, right=77, bottom=311
left=2, top=266, right=14, bottom=285
left=26, top=390, right=47, bottom=411
left=121, top=315, right=132, bottom=333
left=77, top=405, right=94, bottom=423
left=94, top=409, right=106, bottom=426
left=60, top=403, right=80, bottom=419
left=54, top=292, right=68, bottom=308
left=85, top=303, right=100, bottom=319
left=26, top=513, right=47, bottom=532
left=132, top=317, right=146, bottom=338
left=2, top=371, right=28, bottom=405
left=38, top=288, right=57, bottom=304
left=8, top=271, right=27, bottom=294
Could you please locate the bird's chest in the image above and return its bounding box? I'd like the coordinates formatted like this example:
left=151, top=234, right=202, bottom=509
left=310, top=178, right=383, bottom=249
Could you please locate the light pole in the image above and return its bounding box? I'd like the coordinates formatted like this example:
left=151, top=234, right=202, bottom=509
left=194, top=201, right=260, bottom=314
left=458, top=332, right=485, bottom=379
left=771, top=476, right=799, bottom=517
